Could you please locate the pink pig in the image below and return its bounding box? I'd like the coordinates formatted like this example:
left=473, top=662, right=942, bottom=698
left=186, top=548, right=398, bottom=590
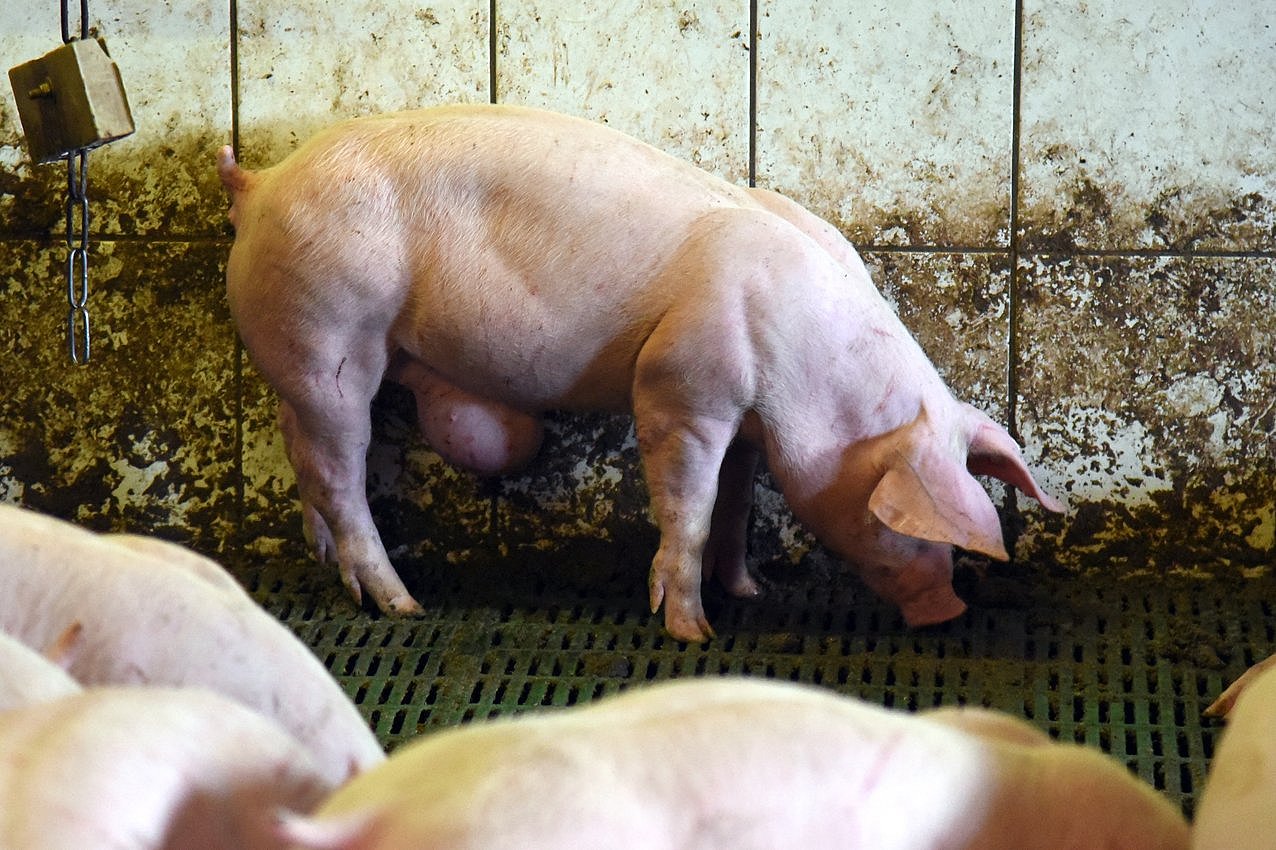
left=0, top=503, right=384, bottom=785
left=0, top=686, right=331, bottom=850
left=1193, top=656, right=1276, bottom=849
left=0, top=626, right=81, bottom=710
left=276, top=677, right=1187, bottom=850
left=218, top=103, right=1063, bottom=642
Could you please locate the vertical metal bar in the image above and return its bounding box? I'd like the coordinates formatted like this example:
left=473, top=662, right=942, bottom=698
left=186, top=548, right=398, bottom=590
left=489, top=0, right=499, bottom=103
left=748, top=0, right=758, bottom=188
left=1004, top=0, right=1026, bottom=544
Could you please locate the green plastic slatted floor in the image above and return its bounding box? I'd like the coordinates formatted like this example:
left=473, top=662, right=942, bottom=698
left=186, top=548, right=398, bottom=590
left=234, top=546, right=1275, bottom=819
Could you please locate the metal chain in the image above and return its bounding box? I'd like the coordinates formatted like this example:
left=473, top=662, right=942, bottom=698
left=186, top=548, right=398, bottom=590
left=65, top=151, right=90, bottom=363
left=61, top=0, right=88, bottom=43
left=61, top=0, right=92, bottom=364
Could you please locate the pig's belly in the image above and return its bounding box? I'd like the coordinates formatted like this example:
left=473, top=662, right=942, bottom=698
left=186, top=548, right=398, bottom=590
left=396, top=297, right=652, bottom=414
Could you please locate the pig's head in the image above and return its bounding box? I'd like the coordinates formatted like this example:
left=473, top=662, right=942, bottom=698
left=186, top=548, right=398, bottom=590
left=788, top=403, right=1064, bottom=627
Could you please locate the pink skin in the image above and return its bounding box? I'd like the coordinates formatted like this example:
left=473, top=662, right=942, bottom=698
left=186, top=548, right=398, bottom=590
left=1202, top=653, right=1276, bottom=718
left=0, top=504, right=384, bottom=786
left=0, top=628, right=82, bottom=711
left=1194, top=657, right=1276, bottom=850
left=277, top=678, right=1187, bottom=850
left=218, top=103, right=1062, bottom=642
left=0, top=687, right=330, bottom=850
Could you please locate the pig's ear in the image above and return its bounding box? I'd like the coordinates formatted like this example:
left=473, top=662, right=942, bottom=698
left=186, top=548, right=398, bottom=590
left=962, top=406, right=1065, bottom=513
left=868, top=445, right=1010, bottom=560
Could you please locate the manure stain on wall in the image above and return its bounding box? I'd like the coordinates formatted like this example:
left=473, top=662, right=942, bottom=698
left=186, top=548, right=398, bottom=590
left=1021, top=145, right=1276, bottom=252
left=0, top=240, right=236, bottom=551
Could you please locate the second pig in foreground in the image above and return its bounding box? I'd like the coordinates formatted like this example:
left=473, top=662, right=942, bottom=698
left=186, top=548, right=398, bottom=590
left=278, top=677, right=1186, bottom=850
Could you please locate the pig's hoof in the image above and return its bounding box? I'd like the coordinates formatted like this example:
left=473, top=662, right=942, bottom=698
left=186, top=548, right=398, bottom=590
left=722, top=569, right=761, bottom=599
left=663, top=609, right=717, bottom=644
left=383, top=594, right=426, bottom=617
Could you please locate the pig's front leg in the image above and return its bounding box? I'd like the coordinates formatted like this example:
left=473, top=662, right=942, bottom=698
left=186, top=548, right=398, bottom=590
left=633, top=283, right=751, bottom=642
left=278, top=397, right=423, bottom=616
left=637, top=410, right=738, bottom=643
left=703, top=439, right=762, bottom=599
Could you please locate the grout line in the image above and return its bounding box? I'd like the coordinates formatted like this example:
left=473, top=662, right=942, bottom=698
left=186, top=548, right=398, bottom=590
left=489, top=0, right=498, bottom=104
left=229, top=0, right=246, bottom=563
left=857, top=244, right=1012, bottom=256
left=1005, top=0, right=1027, bottom=548
left=1008, top=0, right=1025, bottom=446
left=0, top=232, right=1269, bottom=260
left=748, top=0, right=758, bottom=188
left=229, top=0, right=240, bottom=158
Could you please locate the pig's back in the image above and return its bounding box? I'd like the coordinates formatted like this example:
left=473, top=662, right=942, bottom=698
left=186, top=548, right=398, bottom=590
left=249, top=104, right=772, bottom=411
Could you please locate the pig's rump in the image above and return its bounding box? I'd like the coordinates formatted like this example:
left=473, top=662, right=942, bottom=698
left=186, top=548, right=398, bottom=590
left=0, top=687, right=330, bottom=850
left=278, top=677, right=1186, bottom=850
left=0, top=503, right=384, bottom=784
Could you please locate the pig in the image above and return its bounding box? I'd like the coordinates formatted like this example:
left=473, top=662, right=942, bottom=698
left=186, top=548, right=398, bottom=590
left=0, top=503, right=383, bottom=785
left=1193, top=656, right=1276, bottom=849
left=0, top=686, right=331, bottom=850
left=217, top=103, right=1063, bottom=642
left=0, top=625, right=82, bottom=710
left=1202, top=653, right=1276, bottom=718
left=275, top=677, right=1187, bottom=850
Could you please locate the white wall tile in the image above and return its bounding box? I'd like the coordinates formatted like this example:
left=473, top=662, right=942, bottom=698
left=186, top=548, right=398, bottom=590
left=496, top=0, right=749, bottom=182
left=237, top=0, right=489, bottom=166
left=758, top=0, right=1014, bottom=247
left=1, top=1, right=231, bottom=235
left=1020, top=0, right=1276, bottom=251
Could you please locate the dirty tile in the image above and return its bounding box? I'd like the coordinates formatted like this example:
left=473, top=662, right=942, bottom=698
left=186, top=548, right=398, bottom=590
left=757, top=1, right=1014, bottom=247
left=497, top=0, right=749, bottom=180
left=236, top=1, right=490, bottom=167
left=0, top=2, right=232, bottom=237
left=1019, top=2, right=1276, bottom=251
left=491, top=412, right=646, bottom=553
left=1015, top=255, right=1275, bottom=572
left=0, top=239, right=238, bottom=553
left=239, top=368, right=503, bottom=575
left=863, top=250, right=1012, bottom=416
left=238, top=363, right=306, bottom=560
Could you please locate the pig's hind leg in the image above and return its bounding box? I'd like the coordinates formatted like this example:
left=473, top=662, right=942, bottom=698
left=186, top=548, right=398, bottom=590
left=703, top=439, right=762, bottom=599
left=274, top=357, right=424, bottom=617
left=634, top=395, right=740, bottom=643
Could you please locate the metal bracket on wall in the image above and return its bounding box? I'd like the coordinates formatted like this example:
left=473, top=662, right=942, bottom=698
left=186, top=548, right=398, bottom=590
left=7, top=3, right=135, bottom=364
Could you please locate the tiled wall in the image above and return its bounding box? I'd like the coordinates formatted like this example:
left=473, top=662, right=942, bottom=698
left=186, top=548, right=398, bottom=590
left=1, top=2, right=1271, bottom=581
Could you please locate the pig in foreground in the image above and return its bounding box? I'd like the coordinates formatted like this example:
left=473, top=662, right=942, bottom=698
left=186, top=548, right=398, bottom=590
left=0, top=687, right=330, bottom=850
left=0, top=503, right=383, bottom=785
left=1202, top=653, right=1276, bottom=718
left=0, top=626, right=82, bottom=710
left=1194, top=656, right=1276, bottom=849
left=277, top=677, right=1187, bottom=850
left=218, top=103, right=1063, bottom=642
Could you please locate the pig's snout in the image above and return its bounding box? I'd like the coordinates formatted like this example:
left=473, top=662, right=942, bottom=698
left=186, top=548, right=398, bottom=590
left=858, top=540, right=967, bottom=628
